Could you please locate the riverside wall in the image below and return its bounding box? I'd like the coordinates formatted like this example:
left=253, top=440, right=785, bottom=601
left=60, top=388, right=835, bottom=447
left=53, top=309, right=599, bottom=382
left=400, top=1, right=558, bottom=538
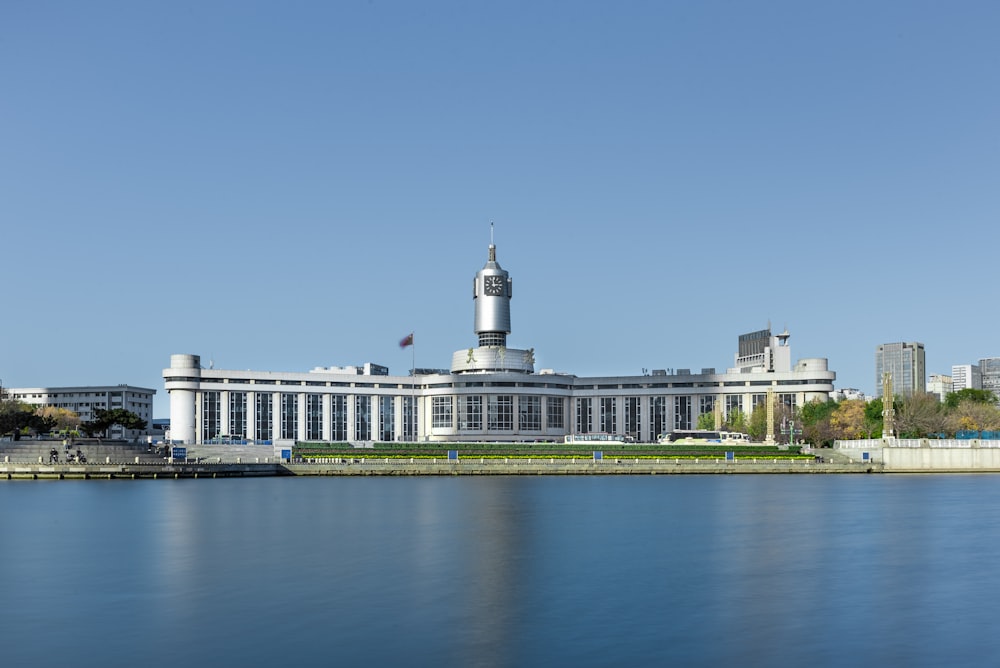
left=0, top=457, right=876, bottom=479
left=834, top=438, right=1000, bottom=472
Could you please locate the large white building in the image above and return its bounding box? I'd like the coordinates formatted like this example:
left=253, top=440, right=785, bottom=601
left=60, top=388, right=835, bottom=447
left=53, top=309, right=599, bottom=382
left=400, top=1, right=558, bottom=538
left=5, top=385, right=156, bottom=440
left=164, top=239, right=837, bottom=445
left=951, top=364, right=981, bottom=392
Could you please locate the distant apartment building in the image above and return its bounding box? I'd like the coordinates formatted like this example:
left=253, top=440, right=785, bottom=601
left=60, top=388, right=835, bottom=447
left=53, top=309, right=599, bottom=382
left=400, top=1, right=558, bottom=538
left=875, top=342, right=925, bottom=397
left=979, top=358, right=1000, bottom=402
left=927, top=374, right=953, bottom=402
left=831, top=387, right=867, bottom=402
left=951, top=364, right=981, bottom=392
left=6, top=385, right=155, bottom=440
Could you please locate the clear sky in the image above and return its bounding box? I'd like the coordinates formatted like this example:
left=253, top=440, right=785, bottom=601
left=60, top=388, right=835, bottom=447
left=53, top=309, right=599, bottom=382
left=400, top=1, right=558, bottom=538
left=3, top=1, right=998, bottom=418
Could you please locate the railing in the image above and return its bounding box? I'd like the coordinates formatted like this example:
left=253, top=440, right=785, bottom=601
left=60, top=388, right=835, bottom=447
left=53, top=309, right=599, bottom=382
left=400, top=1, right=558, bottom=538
left=835, top=438, right=1000, bottom=449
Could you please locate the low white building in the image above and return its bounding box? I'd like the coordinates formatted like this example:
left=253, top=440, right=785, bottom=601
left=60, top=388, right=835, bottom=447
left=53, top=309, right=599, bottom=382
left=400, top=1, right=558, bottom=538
left=5, top=384, right=156, bottom=440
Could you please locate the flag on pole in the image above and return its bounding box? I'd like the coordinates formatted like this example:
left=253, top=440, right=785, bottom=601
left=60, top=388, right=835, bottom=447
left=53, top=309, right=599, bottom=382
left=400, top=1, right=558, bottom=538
left=399, top=332, right=414, bottom=348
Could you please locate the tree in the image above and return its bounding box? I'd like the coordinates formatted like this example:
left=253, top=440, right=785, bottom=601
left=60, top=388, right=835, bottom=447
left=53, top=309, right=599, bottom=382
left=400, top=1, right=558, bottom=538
left=863, top=398, right=885, bottom=438
left=799, top=399, right=839, bottom=447
left=829, top=400, right=868, bottom=440
left=0, top=400, right=55, bottom=439
left=696, top=412, right=715, bottom=430
left=946, top=399, right=1000, bottom=434
left=944, top=388, right=997, bottom=410
left=724, top=409, right=749, bottom=435
left=896, top=392, right=946, bottom=438
left=36, top=406, right=81, bottom=433
left=81, top=408, right=147, bottom=438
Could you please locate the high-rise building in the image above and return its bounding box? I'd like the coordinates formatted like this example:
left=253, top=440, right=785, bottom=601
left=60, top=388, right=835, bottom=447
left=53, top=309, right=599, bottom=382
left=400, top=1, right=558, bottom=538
left=978, top=358, right=1000, bottom=402
left=875, top=342, right=925, bottom=397
left=951, top=364, right=981, bottom=392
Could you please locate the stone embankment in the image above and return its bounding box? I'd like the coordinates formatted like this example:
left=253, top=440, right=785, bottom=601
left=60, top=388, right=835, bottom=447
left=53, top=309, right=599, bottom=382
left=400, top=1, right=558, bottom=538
left=0, top=457, right=877, bottom=479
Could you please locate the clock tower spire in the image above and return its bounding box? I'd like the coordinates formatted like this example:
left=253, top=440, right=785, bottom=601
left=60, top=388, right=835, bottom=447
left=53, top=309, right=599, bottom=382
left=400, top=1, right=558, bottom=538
left=474, top=226, right=511, bottom=347
left=451, top=225, right=534, bottom=374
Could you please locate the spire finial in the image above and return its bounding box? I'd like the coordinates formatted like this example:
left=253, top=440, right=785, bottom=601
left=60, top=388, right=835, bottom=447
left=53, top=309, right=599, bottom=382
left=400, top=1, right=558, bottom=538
left=488, top=220, right=496, bottom=262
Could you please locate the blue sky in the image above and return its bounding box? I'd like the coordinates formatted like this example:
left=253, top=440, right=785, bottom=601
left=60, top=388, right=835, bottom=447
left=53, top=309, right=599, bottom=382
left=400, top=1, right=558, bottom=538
left=2, top=1, right=998, bottom=418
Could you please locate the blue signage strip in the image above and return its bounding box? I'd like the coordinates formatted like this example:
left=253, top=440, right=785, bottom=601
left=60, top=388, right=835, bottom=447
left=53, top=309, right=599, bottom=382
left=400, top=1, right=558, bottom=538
left=593, top=451, right=603, bottom=461
left=281, top=449, right=292, bottom=460
left=448, top=450, right=458, bottom=460
left=726, top=451, right=735, bottom=461
left=171, top=447, right=187, bottom=460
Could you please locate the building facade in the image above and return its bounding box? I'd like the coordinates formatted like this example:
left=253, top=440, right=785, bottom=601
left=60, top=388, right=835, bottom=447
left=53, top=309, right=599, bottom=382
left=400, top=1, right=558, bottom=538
left=6, top=385, right=156, bottom=440
left=951, top=364, right=982, bottom=392
left=164, top=240, right=837, bottom=445
left=875, top=342, right=926, bottom=397
left=978, top=358, right=1000, bottom=402
left=927, top=374, right=953, bottom=402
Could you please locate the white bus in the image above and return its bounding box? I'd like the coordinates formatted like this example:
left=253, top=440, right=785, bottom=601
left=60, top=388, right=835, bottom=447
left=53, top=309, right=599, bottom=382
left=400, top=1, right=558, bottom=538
left=564, top=433, right=634, bottom=445
left=659, top=430, right=751, bottom=445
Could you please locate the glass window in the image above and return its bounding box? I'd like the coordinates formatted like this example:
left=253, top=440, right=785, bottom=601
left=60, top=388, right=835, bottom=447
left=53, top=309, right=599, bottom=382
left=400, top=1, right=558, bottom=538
left=229, top=392, right=247, bottom=439
left=599, top=397, right=617, bottom=434
left=432, top=396, right=453, bottom=429
left=355, top=395, right=371, bottom=441
left=488, top=395, right=514, bottom=431
left=255, top=393, right=272, bottom=441
left=546, top=397, right=564, bottom=430
left=519, top=395, right=541, bottom=431
left=463, top=396, right=482, bottom=431
left=281, top=394, right=298, bottom=440
left=306, top=394, right=322, bottom=440
left=331, top=395, right=347, bottom=441
left=576, top=397, right=592, bottom=434
left=202, top=391, right=221, bottom=442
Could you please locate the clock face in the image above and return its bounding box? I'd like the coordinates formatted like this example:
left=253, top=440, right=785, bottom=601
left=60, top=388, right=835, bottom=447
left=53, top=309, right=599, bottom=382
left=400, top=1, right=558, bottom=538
left=484, top=275, right=504, bottom=296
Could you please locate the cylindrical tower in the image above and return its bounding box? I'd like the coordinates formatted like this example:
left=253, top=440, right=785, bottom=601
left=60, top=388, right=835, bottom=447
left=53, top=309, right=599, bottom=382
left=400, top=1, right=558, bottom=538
left=164, top=354, right=201, bottom=444
left=473, top=241, right=512, bottom=347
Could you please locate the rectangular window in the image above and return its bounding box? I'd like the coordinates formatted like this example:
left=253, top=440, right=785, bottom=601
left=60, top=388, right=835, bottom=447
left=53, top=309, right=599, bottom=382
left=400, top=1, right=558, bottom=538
left=202, top=391, right=221, bottom=442
left=355, top=395, right=371, bottom=441
left=255, top=393, right=272, bottom=441
left=518, top=395, right=541, bottom=431
left=463, top=396, right=482, bottom=431
left=778, top=393, right=796, bottom=409
left=546, top=397, right=564, bottom=430
left=331, top=395, right=347, bottom=441
left=699, top=396, right=716, bottom=424
left=725, top=394, right=743, bottom=420
left=281, top=394, right=298, bottom=440
left=599, top=397, right=617, bottom=434
left=401, top=396, right=417, bottom=441
left=432, top=396, right=453, bottom=429
left=673, top=396, right=692, bottom=431
left=306, top=394, right=322, bottom=440
left=488, top=395, right=514, bottom=431
left=625, top=397, right=640, bottom=441
left=380, top=396, right=394, bottom=441
left=229, top=392, right=247, bottom=439
left=651, top=396, right=667, bottom=441
left=576, top=397, right=592, bottom=434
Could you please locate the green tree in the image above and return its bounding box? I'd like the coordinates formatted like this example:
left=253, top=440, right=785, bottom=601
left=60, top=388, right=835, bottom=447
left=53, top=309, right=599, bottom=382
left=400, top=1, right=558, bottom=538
left=724, top=409, right=749, bottom=435
left=0, top=401, right=55, bottom=439
left=944, top=388, right=997, bottom=410
left=799, top=399, right=839, bottom=447
left=696, top=412, right=715, bottom=430
left=864, top=398, right=885, bottom=438
left=81, top=408, right=147, bottom=438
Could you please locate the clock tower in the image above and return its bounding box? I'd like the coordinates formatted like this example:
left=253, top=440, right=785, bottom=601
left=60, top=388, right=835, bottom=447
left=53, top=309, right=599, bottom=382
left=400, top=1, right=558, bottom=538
left=451, top=228, right=535, bottom=374
left=474, top=240, right=511, bottom=347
